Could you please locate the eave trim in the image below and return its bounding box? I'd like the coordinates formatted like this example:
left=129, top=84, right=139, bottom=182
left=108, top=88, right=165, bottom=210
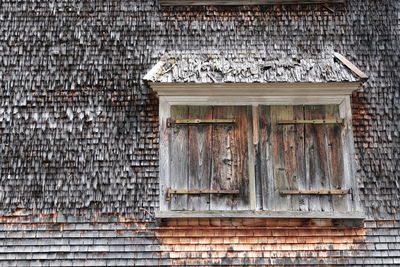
left=334, top=52, right=369, bottom=81
left=150, top=82, right=363, bottom=96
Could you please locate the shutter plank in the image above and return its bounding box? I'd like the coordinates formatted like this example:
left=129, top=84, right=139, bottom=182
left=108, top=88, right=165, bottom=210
left=270, top=106, right=293, bottom=211
left=211, top=106, right=250, bottom=210
left=293, top=106, right=306, bottom=211
left=170, top=106, right=189, bottom=211
left=305, top=106, right=332, bottom=212
left=211, top=106, right=235, bottom=210
left=188, top=106, right=212, bottom=211
left=258, top=105, right=271, bottom=210
left=270, top=106, right=304, bottom=211
left=282, top=106, right=301, bottom=211
left=232, top=106, right=252, bottom=210
left=293, top=106, right=308, bottom=212
left=325, top=105, right=347, bottom=212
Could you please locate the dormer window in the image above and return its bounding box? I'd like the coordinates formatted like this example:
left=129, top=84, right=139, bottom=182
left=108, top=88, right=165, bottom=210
left=144, top=52, right=367, bottom=224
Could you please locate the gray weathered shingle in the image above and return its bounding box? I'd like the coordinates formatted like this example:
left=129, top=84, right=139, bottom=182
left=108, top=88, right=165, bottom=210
left=0, top=0, right=399, bottom=266
left=146, top=52, right=361, bottom=83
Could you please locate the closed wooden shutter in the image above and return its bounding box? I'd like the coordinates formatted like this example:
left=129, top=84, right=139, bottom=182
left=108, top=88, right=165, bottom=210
left=168, top=106, right=252, bottom=211
left=259, top=105, right=349, bottom=212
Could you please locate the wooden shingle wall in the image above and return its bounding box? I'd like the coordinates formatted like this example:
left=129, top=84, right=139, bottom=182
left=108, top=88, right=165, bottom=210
left=1, top=0, right=397, bottom=220
left=0, top=0, right=399, bottom=265
left=0, top=218, right=399, bottom=266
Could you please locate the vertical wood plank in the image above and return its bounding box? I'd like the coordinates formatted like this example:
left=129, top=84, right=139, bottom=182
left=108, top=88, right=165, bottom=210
left=270, top=106, right=293, bottom=211
left=211, top=106, right=250, bottom=211
left=211, top=106, right=235, bottom=211
left=257, top=105, right=271, bottom=210
left=187, top=106, right=212, bottom=211
left=291, top=106, right=305, bottom=211
left=340, top=98, right=358, bottom=211
left=325, top=105, right=347, bottom=212
left=247, top=106, right=257, bottom=210
left=304, top=105, right=331, bottom=212
left=170, top=106, right=189, bottom=211
left=292, top=106, right=308, bottom=211
left=238, top=106, right=252, bottom=210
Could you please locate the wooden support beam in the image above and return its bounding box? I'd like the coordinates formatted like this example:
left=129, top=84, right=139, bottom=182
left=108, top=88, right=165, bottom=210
left=277, top=119, right=344, bottom=124
left=166, top=188, right=239, bottom=200
left=279, top=189, right=351, bottom=195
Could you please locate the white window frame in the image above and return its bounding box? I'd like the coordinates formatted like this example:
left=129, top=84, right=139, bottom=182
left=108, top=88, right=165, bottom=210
left=151, top=82, right=364, bottom=220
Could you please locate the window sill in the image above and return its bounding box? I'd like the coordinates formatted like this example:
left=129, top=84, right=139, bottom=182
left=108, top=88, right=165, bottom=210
left=160, top=0, right=345, bottom=6
left=156, top=210, right=364, bottom=220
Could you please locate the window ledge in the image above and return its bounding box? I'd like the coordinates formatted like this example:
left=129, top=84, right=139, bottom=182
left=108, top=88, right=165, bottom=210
left=160, top=0, right=345, bottom=6
left=156, top=210, right=364, bottom=220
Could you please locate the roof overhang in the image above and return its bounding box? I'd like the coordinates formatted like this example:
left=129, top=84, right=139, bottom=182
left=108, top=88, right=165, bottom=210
left=144, top=52, right=368, bottom=97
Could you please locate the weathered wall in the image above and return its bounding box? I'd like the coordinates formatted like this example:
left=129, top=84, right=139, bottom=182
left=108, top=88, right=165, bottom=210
left=0, top=217, right=399, bottom=266
left=0, top=1, right=161, bottom=219
left=0, top=0, right=399, bottom=220
left=0, top=0, right=399, bottom=265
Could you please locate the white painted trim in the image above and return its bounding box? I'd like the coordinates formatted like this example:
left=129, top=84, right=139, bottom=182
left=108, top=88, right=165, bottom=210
left=159, top=98, right=170, bottom=211
left=155, top=82, right=363, bottom=215
left=143, top=57, right=168, bottom=81
left=334, top=53, right=369, bottom=80
left=150, top=82, right=362, bottom=97
left=161, top=95, right=347, bottom=106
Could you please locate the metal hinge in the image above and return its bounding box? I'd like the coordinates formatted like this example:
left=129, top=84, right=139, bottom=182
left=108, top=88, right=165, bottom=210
left=167, top=118, right=235, bottom=127
left=277, top=119, right=344, bottom=125
left=349, top=188, right=354, bottom=200
left=279, top=189, right=351, bottom=195
left=166, top=188, right=240, bottom=201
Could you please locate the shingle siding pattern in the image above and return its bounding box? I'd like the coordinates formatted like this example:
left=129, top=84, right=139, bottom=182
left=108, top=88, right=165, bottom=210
left=0, top=220, right=399, bottom=266
left=0, top=0, right=399, bottom=220
left=0, top=1, right=160, bottom=220
left=1, top=0, right=399, bottom=265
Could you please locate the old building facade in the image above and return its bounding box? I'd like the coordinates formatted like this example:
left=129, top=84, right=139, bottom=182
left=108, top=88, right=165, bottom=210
left=0, top=0, right=399, bottom=266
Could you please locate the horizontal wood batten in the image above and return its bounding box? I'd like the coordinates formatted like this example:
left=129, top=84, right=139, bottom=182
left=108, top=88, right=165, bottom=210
left=160, top=0, right=345, bottom=6
left=167, top=189, right=240, bottom=194
left=277, top=119, right=344, bottom=124
left=155, top=210, right=365, bottom=220
left=167, top=118, right=235, bottom=126
left=279, top=189, right=351, bottom=195
left=166, top=189, right=240, bottom=200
